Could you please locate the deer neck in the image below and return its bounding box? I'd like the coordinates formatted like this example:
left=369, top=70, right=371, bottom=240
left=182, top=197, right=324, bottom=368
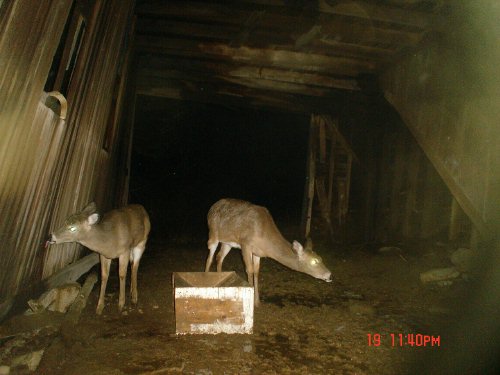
left=79, top=223, right=114, bottom=254
left=264, top=236, right=300, bottom=272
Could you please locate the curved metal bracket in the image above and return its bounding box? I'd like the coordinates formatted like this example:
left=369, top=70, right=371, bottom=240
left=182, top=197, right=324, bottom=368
left=46, top=91, right=68, bottom=120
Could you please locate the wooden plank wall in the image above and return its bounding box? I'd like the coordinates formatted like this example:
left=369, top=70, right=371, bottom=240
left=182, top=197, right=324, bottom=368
left=374, top=120, right=453, bottom=242
left=381, top=1, right=500, bottom=240
left=0, top=0, right=135, bottom=303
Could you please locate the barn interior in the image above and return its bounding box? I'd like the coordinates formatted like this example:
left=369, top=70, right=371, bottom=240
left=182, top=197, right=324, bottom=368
left=1, top=0, right=499, bottom=374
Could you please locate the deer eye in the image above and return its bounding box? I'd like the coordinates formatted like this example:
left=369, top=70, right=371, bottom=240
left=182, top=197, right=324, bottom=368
left=310, top=258, right=320, bottom=266
left=68, top=225, right=77, bottom=232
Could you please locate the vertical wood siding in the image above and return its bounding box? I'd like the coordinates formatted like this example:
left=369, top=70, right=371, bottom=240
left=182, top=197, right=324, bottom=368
left=381, top=1, right=500, bottom=239
left=0, top=0, right=135, bottom=302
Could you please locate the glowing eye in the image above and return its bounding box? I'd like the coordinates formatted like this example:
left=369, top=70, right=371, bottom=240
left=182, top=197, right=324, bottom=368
left=310, top=258, right=319, bottom=266
left=69, top=226, right=77, bottom=232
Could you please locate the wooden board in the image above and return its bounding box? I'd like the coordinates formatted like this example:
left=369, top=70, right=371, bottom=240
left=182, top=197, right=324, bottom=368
left=173, top=272, right=253, bottom=335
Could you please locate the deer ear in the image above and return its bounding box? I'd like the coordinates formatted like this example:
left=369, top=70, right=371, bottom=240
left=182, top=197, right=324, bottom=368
left=292, top=241, right=304, bottom=258
left=82, top=202, right=97, bottom=214
left=88, top=213, right=100, bottom=225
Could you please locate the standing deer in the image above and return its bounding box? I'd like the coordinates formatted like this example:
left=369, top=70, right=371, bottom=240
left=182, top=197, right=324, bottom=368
left=49, top=202, right=150, bottom=315
left=206, top=198, right=332, bottom=306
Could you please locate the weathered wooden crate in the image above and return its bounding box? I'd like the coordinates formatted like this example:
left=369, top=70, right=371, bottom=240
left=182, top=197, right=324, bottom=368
left=173, top=272, right=254, bottom=335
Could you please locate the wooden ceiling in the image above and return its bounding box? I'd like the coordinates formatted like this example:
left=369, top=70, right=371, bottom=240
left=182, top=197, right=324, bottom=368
left=134, top=0, right=448, bottom=113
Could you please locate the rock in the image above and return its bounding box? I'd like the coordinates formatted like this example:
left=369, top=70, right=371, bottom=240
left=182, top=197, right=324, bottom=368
left=243, top=339, right=253, bottom=353
left=27, top=283, right=81, bottom=314
left=450, top=248, right=474, bottom=272
left=420, top=267, right=460, bottom=283
left=11, top=350, right=44, bottom=372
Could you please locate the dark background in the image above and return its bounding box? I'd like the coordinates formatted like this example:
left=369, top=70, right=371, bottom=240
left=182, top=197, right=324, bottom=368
left=130, top=96, right=310, bottom=241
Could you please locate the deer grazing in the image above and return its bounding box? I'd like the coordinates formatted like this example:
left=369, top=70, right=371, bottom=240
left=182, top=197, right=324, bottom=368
left=206, top=198, right=332, bottom=306
left=49, top=202, right=150, bottom=315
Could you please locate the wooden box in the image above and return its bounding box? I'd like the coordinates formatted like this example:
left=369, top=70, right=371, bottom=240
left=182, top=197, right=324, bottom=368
left=173, top=272, right=254, bottom=335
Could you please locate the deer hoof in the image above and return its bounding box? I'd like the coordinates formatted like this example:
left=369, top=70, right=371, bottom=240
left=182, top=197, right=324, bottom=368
left=131, top=294, right=138, bottom=305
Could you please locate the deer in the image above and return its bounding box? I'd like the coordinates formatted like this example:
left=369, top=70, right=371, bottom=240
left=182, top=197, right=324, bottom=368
left=205, top=198, right=332, bottom=306
left=48, top=202, right=150, bottom=315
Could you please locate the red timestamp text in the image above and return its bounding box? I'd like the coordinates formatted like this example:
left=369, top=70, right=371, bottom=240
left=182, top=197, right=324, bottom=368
left=367, top=333, right=441, bottom=347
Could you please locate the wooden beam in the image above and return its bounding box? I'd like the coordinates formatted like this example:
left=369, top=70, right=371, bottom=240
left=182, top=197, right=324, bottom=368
left=135, top=16, right=422, bottom=51
left=220, top=76, right=331, bottom=96
left=62, top=272, right=98, bottom=325
left=135, top=71, right=369, bottom=113
left=198, top=43, right=376, bottom=75
left=223, top=66, right=360, bottom=91
left=136, top=79, right=312, bottom=113
left=322, top=115, right=360, bottom=164
left=45, top=253, right=99, bottom=289
left=135, top=37, right=377, bottom=76
left=137, top=56, right=361, bottom=90
left=136, top=68, right=361, bottom=100
left=135, top=0, right=435, bottom=30
left=243, top=0, right=438, bottom=28
left=318, top=0, right=433, bottom=29
left=136, top=19, right=396, bottom=65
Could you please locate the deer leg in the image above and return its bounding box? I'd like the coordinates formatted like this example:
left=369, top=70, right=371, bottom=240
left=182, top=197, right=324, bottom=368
left=252, top=255, right=261, bottom=307
left=241, top=248, right=254, bottom=288
left=205, top=239, right=219, bottom=272
left=130, top=241, right=146, bottom=305
left=216, top=243, right=231, bottom=272
left=118, top=252, right=129, bottom=312
left=97, top=255, right=111, bottom=315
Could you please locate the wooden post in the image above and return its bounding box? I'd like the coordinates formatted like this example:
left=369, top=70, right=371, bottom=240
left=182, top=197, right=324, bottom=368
left=344, top=153, right=353, bottom=222
left=301, top=115, right=316, bottom=239
left=318, top=116, right=326, bottom=163
left=63, top=272, right=98, bottom=326
left=327, top=130, right=336, bottom=213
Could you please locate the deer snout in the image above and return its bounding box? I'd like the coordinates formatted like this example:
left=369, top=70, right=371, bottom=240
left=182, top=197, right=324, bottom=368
left=44, top=234, right=56, bottom=249
left=323, top=272, right=333, bottom=283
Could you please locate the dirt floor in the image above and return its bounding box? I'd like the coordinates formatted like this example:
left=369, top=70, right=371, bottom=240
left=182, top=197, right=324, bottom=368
left=0, top=234, right=474, bottom=374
